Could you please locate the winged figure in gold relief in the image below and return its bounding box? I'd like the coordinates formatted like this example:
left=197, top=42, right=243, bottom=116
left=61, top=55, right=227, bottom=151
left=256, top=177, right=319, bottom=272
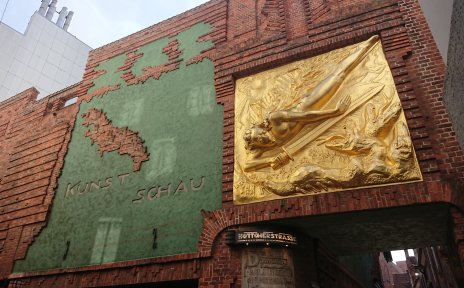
left=233, top=35, right=422, bottom=204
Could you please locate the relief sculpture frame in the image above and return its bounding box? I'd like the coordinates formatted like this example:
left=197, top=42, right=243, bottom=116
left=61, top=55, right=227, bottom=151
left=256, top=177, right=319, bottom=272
left=234, top=36, right=422, bottom=205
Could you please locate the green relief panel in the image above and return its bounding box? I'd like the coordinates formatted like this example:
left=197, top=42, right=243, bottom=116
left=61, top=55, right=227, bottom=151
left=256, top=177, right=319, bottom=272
left=175, top=23, right=215, bottom=62
left=14, top=23, right=223, bottom=272
left=132, top=36, right=170, bottom=76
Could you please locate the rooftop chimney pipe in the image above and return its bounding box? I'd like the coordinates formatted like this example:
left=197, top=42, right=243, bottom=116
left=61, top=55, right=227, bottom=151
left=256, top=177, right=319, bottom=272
left=63, top=11, right=73, bottom=31
left=45, top=0, right=57, bottom=20
left=38, top=0, right=51, bottom=16
left=56, top=7, right=67, bottom=27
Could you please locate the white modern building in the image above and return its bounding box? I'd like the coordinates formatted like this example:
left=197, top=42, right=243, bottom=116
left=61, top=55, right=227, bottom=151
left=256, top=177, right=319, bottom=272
left=0, top=0, right=91, bottom=102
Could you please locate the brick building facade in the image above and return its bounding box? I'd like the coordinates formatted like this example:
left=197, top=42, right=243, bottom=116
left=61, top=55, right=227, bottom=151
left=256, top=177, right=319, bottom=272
left=0, top=0, right=463, bottom=287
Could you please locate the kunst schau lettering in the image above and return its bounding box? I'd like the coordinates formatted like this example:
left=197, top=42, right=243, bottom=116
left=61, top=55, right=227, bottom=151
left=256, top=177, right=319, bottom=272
left=65, top=174, right=206, bottom=203
left=132, top=176, right=206, bottom=203
left=65, top=173, right=131, bottom=199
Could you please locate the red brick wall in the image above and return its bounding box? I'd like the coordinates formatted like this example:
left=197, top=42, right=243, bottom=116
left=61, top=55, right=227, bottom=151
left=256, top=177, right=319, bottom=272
left=2, top=0, right=464, bottom=287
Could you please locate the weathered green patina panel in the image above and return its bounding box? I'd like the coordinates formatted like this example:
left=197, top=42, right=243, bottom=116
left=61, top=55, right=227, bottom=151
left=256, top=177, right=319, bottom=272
left=14, top=23, right=223, bottom=272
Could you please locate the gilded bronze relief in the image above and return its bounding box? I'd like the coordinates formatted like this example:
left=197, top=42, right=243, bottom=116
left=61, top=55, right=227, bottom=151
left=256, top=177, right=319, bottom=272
left=234, top=36, right=422, bottom=204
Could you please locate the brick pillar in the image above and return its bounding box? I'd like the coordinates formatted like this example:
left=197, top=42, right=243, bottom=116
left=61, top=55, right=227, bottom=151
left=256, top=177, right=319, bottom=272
left=449, top=207, right=464, bottom=285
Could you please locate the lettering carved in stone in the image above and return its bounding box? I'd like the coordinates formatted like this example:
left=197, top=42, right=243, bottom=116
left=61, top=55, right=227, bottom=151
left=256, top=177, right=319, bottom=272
left=242, top=248, right=295, bottom=288
left=82, top=108, right=149, bottom=171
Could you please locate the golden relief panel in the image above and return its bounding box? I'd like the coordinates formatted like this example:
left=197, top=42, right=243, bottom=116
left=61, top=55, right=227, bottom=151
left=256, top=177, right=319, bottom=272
left=233, top=36, right=422, bottom=205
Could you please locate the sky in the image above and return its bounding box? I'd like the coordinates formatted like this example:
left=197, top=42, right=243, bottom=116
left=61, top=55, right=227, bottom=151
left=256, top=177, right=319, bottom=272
left=391, top=249, right=415, bottom=263
left=0, top=0, right=209, bottom=48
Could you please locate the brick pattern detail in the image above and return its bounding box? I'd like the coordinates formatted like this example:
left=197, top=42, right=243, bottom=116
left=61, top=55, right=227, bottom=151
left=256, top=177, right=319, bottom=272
left=284, top=0, right=310, bottom=39
left=82, top=1, right=227, bottom=105
left=82, top=108, right=149, bottom=172
left=258, top=0, right=286, bottom=38
left=306, top=0, right=330, bottom=23
left=227, top=0, right=257, bottom=42
left=226, top=0, right=287, bottom=47
left=10, top=259, right=199, bottom=288
left=199, top=230, right=241, bottom=287
left=163, top=40, right=183, bottom=61
left=85, top=0, right=227, bottom=69
left=84, top=85, right=121, bottom=101
left=0, top=121, right=8, bottom=137
left=3, top=0, right=464, bottom=287
left=186, top=50, right=214, bottom=66
left=123, top=60, right=181, bottom=85
left=120, top=40, right=183, bottom=86
left=117, top=50, right=144, bottom=73
left=82, top=68, right=121, bottom=102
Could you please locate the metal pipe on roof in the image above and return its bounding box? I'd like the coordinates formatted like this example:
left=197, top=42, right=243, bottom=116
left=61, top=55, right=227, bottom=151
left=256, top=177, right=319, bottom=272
left=45, top=0, right=57, bottom=20
left=38, top=0, right=51, bottom=16
left=63, top=11, right=73, bottom=31
left=56, top=7, right=67, bottom=27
